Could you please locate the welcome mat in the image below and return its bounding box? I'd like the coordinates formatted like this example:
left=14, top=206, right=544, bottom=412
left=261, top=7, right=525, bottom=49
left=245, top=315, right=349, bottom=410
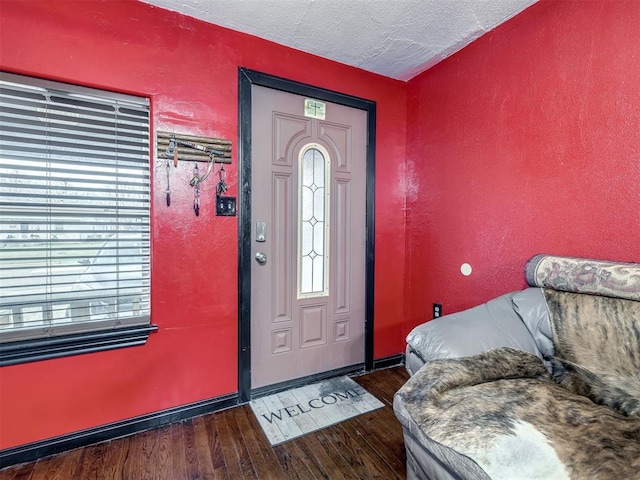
left=250, top=376, right=385, bottom=446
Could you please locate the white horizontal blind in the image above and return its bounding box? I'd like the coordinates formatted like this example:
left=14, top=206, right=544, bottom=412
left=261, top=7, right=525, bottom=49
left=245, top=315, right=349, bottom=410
left=0, top=72, right=151, bottom=343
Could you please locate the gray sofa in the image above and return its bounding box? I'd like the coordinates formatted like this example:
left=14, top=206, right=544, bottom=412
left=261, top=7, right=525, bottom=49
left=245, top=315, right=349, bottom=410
left=394, top=255, right=640, bottom=480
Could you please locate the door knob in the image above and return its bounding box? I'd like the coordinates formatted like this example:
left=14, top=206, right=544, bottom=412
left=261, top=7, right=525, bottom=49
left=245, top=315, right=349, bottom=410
left=255, top=252, right=267, bottom=265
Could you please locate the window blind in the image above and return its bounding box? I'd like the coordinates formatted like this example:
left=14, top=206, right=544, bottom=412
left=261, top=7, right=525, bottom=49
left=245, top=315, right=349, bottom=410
left=0, top=72, right=151, bottom=343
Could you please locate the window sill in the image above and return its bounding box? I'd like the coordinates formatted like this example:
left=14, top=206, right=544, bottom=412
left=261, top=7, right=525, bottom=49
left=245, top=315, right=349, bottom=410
left=0, top=325, right=158, bottom=366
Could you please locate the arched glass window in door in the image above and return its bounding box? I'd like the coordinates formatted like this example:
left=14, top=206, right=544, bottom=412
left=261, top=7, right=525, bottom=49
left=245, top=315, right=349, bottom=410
left=298, top=144, right=330, bottom=297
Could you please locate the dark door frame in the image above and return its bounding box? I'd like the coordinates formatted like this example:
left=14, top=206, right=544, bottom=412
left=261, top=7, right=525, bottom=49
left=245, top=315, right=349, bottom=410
left=237, top=68, right=376, bottom=403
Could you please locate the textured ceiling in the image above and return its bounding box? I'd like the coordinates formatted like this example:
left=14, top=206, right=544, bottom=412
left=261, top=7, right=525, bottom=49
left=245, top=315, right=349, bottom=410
left=141, top=0, right=537, bottom=81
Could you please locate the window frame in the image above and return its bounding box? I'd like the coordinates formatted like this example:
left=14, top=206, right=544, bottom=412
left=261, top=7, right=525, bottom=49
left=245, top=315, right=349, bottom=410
left=0, top=72, right=156, bottom=366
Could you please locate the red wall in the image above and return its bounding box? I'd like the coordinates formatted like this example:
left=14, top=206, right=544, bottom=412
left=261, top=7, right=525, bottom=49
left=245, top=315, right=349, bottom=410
left=404, top=0, right=640, bottom=333
left=0, top=0, right=407, bottom=449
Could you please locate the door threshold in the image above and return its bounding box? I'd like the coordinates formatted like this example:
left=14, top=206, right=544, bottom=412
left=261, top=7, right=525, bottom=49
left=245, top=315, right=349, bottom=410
left=249, top=363, right=365, bottom=401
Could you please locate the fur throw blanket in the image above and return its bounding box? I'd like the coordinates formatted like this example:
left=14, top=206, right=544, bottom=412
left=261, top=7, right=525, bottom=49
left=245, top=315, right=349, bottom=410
left=397, top=347, right=640, bottom=479
left=544, top=289, right=640, bottom=417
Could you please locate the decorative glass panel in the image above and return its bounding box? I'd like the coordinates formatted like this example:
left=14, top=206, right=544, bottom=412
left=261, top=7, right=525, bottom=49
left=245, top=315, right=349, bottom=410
left=298, top=146, right=329, bottom=296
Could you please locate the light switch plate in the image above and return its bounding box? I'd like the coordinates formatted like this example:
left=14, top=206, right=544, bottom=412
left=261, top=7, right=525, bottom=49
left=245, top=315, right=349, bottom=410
left=216, top=196, right=236, bottom=216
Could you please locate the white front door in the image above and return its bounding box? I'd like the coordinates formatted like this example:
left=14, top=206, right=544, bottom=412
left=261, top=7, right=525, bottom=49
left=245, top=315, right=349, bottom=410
left=250, top=85, right=367, bottom=389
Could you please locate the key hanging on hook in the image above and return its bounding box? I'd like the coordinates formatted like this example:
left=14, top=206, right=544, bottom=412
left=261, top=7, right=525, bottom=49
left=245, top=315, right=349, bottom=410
left=165, top=158, right=171, bottom=206
left=190, top=162, right=201, bottom=216
left=216, top=164, right=228, bottom=196
left=193, top=183, right=200, bottom=216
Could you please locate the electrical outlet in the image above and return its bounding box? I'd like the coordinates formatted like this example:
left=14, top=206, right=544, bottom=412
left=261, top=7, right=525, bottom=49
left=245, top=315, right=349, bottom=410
left=433, top=303, right=442, bottom=319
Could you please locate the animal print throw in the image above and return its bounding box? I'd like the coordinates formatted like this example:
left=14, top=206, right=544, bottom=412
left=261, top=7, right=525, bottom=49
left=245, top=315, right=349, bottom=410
left=396, top=347, right=640, bottom=479
left=544, top=289, right=640, bottom=416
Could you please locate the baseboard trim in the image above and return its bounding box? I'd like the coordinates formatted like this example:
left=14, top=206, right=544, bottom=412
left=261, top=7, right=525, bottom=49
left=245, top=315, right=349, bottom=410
left=0, top=392, right=238, bottom=469
left=0, top=357, right=405, bottom=469
left=373, top=353, right=405, bottom=370
left=250, top=354, right=405, bottom=400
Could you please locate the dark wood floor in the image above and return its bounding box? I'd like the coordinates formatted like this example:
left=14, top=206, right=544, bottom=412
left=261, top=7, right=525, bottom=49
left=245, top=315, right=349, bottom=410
left=1, top=366, right=410, bottom=480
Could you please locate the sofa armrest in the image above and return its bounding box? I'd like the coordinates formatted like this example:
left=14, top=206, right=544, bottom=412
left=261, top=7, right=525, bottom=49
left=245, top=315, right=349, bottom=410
left=406, top=291, right=543, bottom=367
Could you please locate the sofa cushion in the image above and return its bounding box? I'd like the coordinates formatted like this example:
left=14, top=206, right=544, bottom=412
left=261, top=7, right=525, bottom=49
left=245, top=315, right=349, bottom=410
left=406, top=292, right=542, bottom=364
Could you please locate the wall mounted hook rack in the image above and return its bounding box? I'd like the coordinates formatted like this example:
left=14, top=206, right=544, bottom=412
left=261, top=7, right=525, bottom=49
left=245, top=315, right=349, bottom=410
left=156, top=131, right=233, bottom=213
left=156, top=131, right=232, bottom=165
